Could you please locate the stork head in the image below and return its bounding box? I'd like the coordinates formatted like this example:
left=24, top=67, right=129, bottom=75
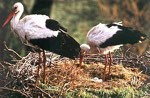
left=78, top=44, right=90, bottom=69
left=2, top=2, right=24, bottom=27
left=12, top=2, right=24, bottom=14
left=80, top=44, right=90, bottom=54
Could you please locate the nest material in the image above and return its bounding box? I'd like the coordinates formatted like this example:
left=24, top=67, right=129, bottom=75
left=0, top=50, right=150, bottom=97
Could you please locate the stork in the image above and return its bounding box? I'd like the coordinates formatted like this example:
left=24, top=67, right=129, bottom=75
left=2, top=2, right=81, bottom=85
left=80, top=22, right=147, bottom=81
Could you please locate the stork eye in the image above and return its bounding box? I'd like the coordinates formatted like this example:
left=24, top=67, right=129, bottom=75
left=14, top=6, right=17, bottom=9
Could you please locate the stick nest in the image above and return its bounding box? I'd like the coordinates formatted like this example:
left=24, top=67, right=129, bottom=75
left=0, top=49, right=150, bottom=97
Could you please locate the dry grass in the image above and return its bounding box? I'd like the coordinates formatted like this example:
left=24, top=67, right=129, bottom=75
left=0, top=51, right=149, bottom=97
left=40, top=60, right=147, bottom=90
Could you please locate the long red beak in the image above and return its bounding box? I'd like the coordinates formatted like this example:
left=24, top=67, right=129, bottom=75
left=2, top=11, right=16, bottom=27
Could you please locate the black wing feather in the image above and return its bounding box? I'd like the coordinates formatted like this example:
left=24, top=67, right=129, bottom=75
left=100, top=24, right=147, bottom=48
left=46, top=19, right=67, bottom=32
left=29, top=32, right=81, bottom=59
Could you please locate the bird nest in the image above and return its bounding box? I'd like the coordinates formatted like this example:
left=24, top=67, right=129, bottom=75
left=0, top=45, right=150, bottom=97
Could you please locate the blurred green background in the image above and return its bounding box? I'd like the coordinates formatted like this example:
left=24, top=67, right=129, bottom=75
left=0, top=0, right=150, bottom=61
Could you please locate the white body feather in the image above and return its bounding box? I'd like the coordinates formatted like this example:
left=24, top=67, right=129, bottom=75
left=86, top=23, right=123, bottom=54
left=11, top=15, right=59, bottom=42
left=8, top=3, right=59, bottom=43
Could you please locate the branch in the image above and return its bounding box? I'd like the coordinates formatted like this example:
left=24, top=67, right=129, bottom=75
left=3, top=41, right=22, bottom=59
left=30, top=84, right=52, bottom=97
left=0, top=87, right=30, bottom=98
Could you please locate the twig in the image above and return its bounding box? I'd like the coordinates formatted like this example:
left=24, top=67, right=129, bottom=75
left=3, top=41, right=22, bottom=59
left=30, top=84, right=52, bottom=98
left=0, top=87, right=30, bottom=98
left=4, top=79, right=16, bottom=87
left=0, top=63, right=5, bottom=69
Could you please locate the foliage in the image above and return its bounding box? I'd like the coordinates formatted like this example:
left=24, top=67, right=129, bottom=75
left=51, top=0, right=102, bottom=44
left=63, top=84, right=149, bottom=98
left=38, top=85, right=149, bottom=98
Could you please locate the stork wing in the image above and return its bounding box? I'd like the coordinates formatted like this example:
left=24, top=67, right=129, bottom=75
left=46, top=19, right=67, bottom=32
left=19, top=15, right=61, bottom=40
left=100, top=25, right=147, bottom=48
left=29, top=31, right=81, bottom=59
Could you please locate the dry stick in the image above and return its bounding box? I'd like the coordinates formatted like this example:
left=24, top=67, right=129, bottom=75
left=30, top=85, right=52, bottom=97
left=4, top=79, right=15, bottom=87
left=1, top=62, right=33, bottom=97
left=0, top=87, right=31, bottom=98
left=0, top=62, right=24, bottom=87
left=0, top=63, right=13, bottom=75
left=84, top=54, right=148, bottom=65
left=0, top=63, right=17, bottom=88
left=0, top=63, right=5, bottom=68
left=3, top=41, right=22, bottom=59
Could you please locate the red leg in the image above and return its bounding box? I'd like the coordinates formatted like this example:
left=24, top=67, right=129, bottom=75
left=108, top=52, right=113, bottom=76
left=102, top=54, right=108, bottom=81
left=78, top=52, right=84, bottom=69
left=36, top=52, right=41, bottom=86
left=43, top=50, right=46, bottom=84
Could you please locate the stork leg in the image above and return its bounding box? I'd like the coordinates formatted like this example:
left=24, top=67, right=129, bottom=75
left=43, top=49, right=46, bottom=84
left=78, top=52, right=84, bottom=69
left=108, top=52, right=113, bottom=76
left=102, top=54, right=108, bottom=81
left=36, top=52, right=41, bottom=86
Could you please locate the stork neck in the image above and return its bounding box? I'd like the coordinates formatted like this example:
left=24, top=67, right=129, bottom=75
left=10, top=11, right=23, bottom=29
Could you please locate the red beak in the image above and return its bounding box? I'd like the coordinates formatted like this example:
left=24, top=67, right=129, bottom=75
left=2, top=11, right=16, bottom=27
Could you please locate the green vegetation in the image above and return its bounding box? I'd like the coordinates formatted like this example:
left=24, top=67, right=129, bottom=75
left=39, top=83, right=149, bottom=98
left=51, top=0, right=104, bottom=44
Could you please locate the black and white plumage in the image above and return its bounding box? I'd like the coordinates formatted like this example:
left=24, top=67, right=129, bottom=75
left=29, top=32, right=81, bottom=59
left=85, top=22, right=146, bottom=54
left=80, top=22, right=147, bottom=81
left=2, top=2, right=81, bottom=85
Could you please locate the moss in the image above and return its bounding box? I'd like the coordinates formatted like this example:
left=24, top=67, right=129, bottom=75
left=63, top=86, right=149, bottom=98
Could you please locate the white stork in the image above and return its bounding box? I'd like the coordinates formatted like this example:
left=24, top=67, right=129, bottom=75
left=80, top=22, right=147, bottom=81
left=2, top=2, right=81, bottom=85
